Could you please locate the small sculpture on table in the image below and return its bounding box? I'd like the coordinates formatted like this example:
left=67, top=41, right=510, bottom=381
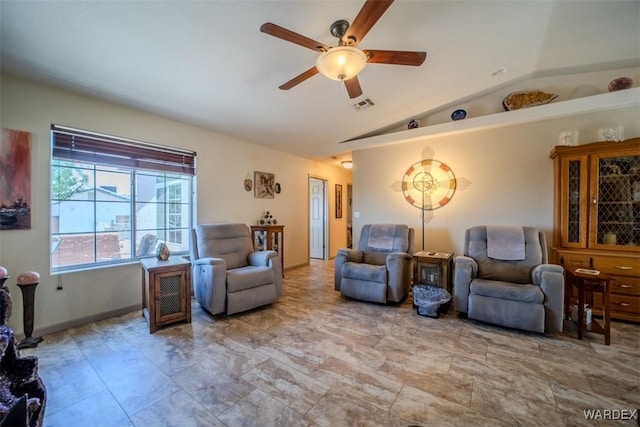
left=156, top=243, right=171, bottom=261
left=258, top=210, right=278, bottom=225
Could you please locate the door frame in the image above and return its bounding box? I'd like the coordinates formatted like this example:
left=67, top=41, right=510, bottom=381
left=308, top=175, right=329, bottom=260
left=347, top=183, right=353, bottom=248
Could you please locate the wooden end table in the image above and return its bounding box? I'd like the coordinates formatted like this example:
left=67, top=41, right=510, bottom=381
left=564, top=269, right=611, bottom=346
left=412, top=251, right=453, bottom=294
left=141, top=256, right=192, bottom=334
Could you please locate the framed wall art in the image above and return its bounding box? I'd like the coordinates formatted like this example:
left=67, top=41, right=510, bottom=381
left=254, top=171, right=275, bottom=199
left=335, top=184, right=342, bottom=218
left=0, top=128, right=31, bottom=230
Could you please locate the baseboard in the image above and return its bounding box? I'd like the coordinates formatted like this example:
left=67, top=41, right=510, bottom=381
left=284, top=262, right=309, bottom=271
left=15, top=304, right=142, bottom=340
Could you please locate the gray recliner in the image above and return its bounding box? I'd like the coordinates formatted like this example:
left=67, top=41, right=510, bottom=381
left=190, top=223, right=282, bottom=315
left=454, top=225, right=564, bottom=333
left=335, top=224, right=414, bottom=304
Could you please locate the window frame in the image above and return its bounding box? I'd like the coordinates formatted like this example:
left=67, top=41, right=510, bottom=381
left=50, top=125, right=196, bottom=274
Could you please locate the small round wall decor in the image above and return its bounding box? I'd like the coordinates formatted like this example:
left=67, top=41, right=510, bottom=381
left=244, top=176, right=253, bottom=192
left=402, top=159, right=457, bottom=210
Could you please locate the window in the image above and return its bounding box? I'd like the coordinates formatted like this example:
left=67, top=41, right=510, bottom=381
left=50, top=125, right=195, bottom=272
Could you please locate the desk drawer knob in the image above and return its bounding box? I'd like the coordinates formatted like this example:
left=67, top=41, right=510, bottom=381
left=615, top=266, right=633, bottom=270
left=616, top=284, right=632, bottom=289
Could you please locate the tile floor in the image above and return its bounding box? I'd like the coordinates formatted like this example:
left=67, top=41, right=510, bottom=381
left=22, top=260, right=639, bottom=426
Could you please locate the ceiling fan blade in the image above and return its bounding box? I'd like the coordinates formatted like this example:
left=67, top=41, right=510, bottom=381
left=344, top=76, right=363, bottom=99
left=279, top=67, right=319, bottom=90
left=261, top=22, right=330, bottom=52
left=344, top=0, right=394, bottom=46
left=364, top=50, right=427, bottom=66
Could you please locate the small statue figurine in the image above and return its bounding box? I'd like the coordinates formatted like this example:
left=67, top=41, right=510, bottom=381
left=156, top=243, right=170, bottom=261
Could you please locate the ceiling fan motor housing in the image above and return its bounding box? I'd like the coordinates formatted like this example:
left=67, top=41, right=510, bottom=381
left=330, top=19, right=350, bottom=42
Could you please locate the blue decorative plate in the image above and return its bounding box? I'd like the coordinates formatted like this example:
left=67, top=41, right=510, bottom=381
left=451, top=109, right=467, bottom=121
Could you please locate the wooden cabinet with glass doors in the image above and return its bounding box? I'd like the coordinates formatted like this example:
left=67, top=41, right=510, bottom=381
left=550, top=138, right=640, bottom=322
left=250, top=225, right=284, bottom=277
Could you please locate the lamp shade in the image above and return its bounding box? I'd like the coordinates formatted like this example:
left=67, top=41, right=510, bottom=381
left=316, top=46, right=368, bottom=81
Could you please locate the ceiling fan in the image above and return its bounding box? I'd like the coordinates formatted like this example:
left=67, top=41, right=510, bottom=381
left=260, top=0, right=427, bottom=99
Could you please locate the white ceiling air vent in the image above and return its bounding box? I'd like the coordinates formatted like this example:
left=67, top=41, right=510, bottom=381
left=352, top=98, right=375, bottom=111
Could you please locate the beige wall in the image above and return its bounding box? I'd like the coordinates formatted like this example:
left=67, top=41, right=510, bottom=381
left=0, top=75, right=351, bottom=334
left=351, top=105, right=640, bottom=255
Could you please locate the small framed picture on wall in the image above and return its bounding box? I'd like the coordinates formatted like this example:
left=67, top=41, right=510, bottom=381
left=335, top=184, right=342, bottom=218
left=254, top=171, right=275, bottom=199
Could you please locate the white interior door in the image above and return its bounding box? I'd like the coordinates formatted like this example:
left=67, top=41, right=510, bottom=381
left=309, top=177, right=326, bottom=259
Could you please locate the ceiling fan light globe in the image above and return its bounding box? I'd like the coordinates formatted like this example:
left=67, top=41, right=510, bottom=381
left=316, top=46, right=367, bottom=81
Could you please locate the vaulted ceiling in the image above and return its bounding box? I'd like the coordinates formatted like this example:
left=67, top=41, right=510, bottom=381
left=1, top=1, right=638, bottom=161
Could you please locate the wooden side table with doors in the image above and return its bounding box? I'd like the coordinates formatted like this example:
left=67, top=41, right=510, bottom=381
left=251, top=225, right=284, bottom=277
left=141, top=256, right=192, bottom=333
left=412, top=251, right=454, bottom=294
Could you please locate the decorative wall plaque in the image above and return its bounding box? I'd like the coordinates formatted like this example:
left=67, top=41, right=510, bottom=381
left=401, top=159, right=457, bottom=211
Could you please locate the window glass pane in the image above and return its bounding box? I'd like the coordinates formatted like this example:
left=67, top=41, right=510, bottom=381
left=95, top=167, right=131, bottom=201
left=168, top=229, right=189, bottom=249
left=51, top=233, right=96, bottom=268
left=96, top=231, right=125, bottom=261
left=51, top=161, right=93, bottom=202
left=136, top=200, right=165, bottom=232
left=96, top=201, right=131, bottom=232
left=134, top=170, right=191, bottom=256
left=52, top=201, right=95, bottom=233
left=167, top=175, right=191, bottom=203
left=136, top=172, right=166, bottom=203
left=169, top=208, right=182, bottom=230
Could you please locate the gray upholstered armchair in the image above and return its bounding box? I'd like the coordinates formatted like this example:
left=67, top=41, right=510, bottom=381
left=454, top=225, right=564, bottom=333
left=335, top=224, right=414, bottom=303
left=190, top=223, right=282, bottom=315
